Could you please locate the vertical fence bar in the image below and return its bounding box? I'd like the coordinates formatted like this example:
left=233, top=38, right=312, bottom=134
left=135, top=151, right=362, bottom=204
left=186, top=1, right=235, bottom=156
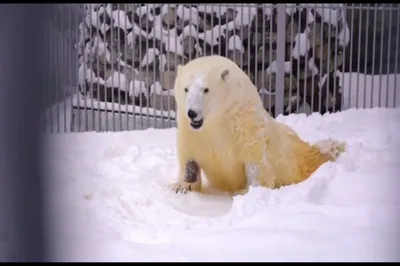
left=318, top=5, right=324, bottom=113
left=144, top=4, right=150, bottom=129
left=68, top=5, right=73, bottom=133
left=117, top=4, right=122, bottom=131
left=370, top=5, right=378, bottom=108
left=90, top=5, right=95, bottom=132
left=296, top=5, right=301, bottom=112
left=363, top=5, right=370, bottom=108
left=378, top=5, right=385, bottom=107
left=81, top=6, right=87, bottom=132
left=326, top=6, right=332, bottom=113
left=332, top=5, right=339, bottom=113
left=275, top=4, right=286, bottom=116
left=254, top=4, right=258, bottom=105
left=385, top=5, right=393, bottom=108
left=62, top=5, right=67, bottom=133
left=311, top=4, right=317, bottom=112
left=87, top=6, right=92, bottom=132
left=0, top=3, right=48, bottom=261
left=239, top=4, right=243, bottom=71
left=56, top=6, right=61, bottom=133
left=110, top=8, right=116, bottom=132
left=131, top=6, right=137, bottom=130
left=268, top=5, right=273, bottom=115
left=355, top=4, right=363, bottom=109
left=124, top=4, right=129, bottom=131
left=94, top=5, right=100, bottom=132
left=171, top=4, right=179, bottom=129
left=288, top=6, right=294, bottom=115
left=43, top=16, right=49, bottom=133
left=303, top=5, right=310, bottom=114
left=341, top=4, right=347, bottom=110
left=261, top=5, right=266, bottom=113
left=394, top=5, right=399, bottom=108
left=160, top=5, right=166, bottom=130
left=161, top=4, right=165, bottom=128
left=49, top=19, right=54, bottom=133
left=103, top=6, right=109, bottom=132
left=247, top=5, right=251, bottom=78
left=347, top=4, right=355, bottom=109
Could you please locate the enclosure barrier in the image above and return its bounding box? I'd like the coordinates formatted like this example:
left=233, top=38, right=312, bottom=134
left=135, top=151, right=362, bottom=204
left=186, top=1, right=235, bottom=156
left=43, top=4, right=400, bottom=133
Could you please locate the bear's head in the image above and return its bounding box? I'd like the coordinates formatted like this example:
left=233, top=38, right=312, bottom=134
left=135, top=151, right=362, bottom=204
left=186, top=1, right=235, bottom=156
left=174, top=56, right=237, bottom=131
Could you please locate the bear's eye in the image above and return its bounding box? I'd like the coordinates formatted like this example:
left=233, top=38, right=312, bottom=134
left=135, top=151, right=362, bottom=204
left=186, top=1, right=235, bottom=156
left=184, top=87, right=188, bottom=93
left=204, top=88, right=209, bottom=93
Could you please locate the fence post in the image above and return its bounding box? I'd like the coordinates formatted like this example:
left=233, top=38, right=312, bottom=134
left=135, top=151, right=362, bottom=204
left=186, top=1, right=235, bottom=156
left=0, top=4, right=49, bottom=262
left=275, top=4, right=287, bottom=116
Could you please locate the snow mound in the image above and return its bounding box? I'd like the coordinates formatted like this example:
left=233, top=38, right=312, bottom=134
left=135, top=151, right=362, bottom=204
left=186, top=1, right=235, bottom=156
left=43, top=107, right=400, bottom=262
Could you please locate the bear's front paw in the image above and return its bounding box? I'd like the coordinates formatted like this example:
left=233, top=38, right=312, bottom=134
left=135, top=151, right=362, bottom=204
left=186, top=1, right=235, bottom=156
left=171, top=182, right=193, bottom=194
left=233, top=187, right=249, bottom=197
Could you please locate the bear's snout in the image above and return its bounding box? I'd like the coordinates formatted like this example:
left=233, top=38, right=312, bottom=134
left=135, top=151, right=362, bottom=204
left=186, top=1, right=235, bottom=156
left=187, top=109, right=198, bottom=120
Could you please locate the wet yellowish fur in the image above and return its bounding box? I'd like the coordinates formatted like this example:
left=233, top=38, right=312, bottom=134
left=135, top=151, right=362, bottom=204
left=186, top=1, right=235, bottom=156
left=172, top=55, right=346, bottom=195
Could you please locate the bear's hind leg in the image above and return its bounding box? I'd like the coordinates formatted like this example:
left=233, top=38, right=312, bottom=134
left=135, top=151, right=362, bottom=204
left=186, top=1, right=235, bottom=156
left=245, top=160, right=276, bottom=190
left=171, top=160, right=202, bottom=194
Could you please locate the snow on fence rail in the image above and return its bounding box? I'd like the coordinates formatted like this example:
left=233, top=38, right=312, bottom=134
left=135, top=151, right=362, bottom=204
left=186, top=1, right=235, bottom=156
left=43, top=4, right=400, bottom=133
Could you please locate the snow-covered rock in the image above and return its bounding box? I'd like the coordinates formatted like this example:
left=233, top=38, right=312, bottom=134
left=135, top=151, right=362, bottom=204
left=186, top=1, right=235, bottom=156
left=76, top=4, right=351, bottom=116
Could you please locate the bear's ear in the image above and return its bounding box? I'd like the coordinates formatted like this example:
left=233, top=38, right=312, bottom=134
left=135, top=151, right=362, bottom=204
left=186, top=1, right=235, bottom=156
left=220, top=69, right=229, bottom=82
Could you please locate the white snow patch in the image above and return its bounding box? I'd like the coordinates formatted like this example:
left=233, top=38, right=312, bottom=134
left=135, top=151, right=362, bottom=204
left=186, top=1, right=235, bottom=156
left=43, top=107, right=400, bottom=261
left=157, top=54, right=167, bottom=72
left=135, top=4, right=162, bottom=17
left=198, top=25, right=227, bottom=46
left=176, top=5, right=200, bottom=25
left=111, top=10, right=132, bottom=32
left=292, top=29, right=310, bottom=59
left=140, top=48, right=160, bottom=68
left=147, top=15, right=169, bottom=41
left=197, top=4, right=228, bottom=16
left=126, top=26, right=149, bottom=47
left=106, top=72, right=129, bottom=92
left=259, top=88, right=275, bottom=96
left=285, top=4, right=297, bottom=16
left=78, top=64, right=105, bottom=86
left=314, top=4, right=344, bottom=28
left=150, top=82, right=164, bottom=95
left=262, top=5, right=274, bottom=17
left=338, top=23, right=350, bottom=47
left=163, top=35, right=186, bottom=58
left=228, top=35, right=244, bottom=53
left=307, top=58, right=320, bottom=75
left=306, top=9, right=315, bottom=24
left=234, top=6, right=257, bottom=26
left=266, top=60, right=292, bottom=74
left=129, top=79, right=148, bottom=98
left=178, top=25, right=199, bottom=41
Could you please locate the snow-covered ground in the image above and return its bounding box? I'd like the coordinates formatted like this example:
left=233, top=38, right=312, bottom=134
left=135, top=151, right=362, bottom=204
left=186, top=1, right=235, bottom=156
left=44, top=107, right=400, bottom=262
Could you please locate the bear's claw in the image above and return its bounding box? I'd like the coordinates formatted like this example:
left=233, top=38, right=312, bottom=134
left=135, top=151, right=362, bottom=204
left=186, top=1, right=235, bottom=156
left=171, top=182, right=192, bottom=194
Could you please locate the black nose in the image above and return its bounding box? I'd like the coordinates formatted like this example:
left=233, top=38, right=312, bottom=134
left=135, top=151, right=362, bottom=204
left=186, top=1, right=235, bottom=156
left=187, top=109, right=197, bottom=119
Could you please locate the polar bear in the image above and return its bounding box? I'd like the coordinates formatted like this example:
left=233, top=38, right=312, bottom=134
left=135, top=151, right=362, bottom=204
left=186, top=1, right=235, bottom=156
left=171, top=55, right=345, bottom=195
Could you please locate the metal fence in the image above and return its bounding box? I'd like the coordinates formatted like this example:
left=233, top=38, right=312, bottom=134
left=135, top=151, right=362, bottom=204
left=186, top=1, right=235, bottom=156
left=43, top=4, right=400, bottom=133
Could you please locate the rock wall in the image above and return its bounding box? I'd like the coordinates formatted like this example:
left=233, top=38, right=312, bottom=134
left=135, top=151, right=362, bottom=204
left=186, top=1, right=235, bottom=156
left=76, top=4, right=350, bottom=117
